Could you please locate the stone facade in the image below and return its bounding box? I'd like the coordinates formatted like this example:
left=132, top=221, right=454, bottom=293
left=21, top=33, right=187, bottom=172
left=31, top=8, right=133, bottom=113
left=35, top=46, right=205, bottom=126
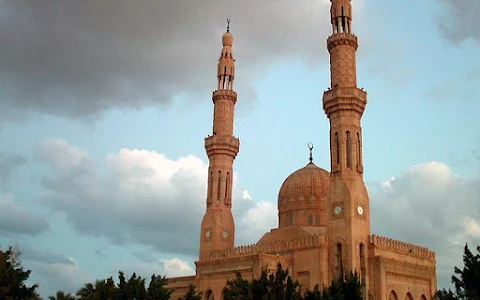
left=166, top=2, right=437, bottom=300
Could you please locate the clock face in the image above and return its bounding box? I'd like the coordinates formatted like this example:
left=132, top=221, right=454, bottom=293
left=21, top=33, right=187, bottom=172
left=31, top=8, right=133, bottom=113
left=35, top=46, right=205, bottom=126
left=357, top=206, right=364, bottom=215
left=334, top=206, right=342, bottom=215
left=205, top=230, right=211, bottom=238
left=223, top=231, right=228, bottom=238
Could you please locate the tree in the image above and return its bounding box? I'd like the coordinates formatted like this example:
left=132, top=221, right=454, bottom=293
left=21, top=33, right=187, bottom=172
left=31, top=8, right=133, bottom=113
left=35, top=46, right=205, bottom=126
left=0, top=246, right=40, bottom=300
left=435, top=243, right=480, bottom=300
left=223, top=263, right=302, bottom=300
left=178, top=284, right=202, bottom=300
left=147, top=274, right=173, bottom=300
left=48, top=290, right=76, bottom=300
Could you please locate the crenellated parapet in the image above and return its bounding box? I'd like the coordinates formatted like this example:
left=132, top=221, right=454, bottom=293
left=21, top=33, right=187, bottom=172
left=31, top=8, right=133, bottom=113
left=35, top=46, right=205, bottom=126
left=370, top=235, right=436, bottom=260
left=207, top=234, right=324, bottom=261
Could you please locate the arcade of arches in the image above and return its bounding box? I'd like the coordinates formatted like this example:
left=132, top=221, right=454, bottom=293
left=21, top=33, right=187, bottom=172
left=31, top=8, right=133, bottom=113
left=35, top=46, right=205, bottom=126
left=165, top=0, right=437, bottom=299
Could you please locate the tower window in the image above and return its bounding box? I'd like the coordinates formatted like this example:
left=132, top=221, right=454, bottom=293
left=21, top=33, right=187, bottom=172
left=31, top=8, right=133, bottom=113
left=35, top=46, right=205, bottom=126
left=217, top=170, right=222, bottom=202
left=335, top=243, right=344, bottom=280
left=208, top=171, right=213, bottom=200
left=360, top=243, right=366, bottom=282
left=357, top=132, right=362, bottom=166
left=225, top=172, right=231, bottom=203
left=334, top=132, right=340, bottom=165
left=308, top=215, right=313, bottom=225
left=346, top=131, right=352, bottom=168
left=315, top=215, right=320, bottom=225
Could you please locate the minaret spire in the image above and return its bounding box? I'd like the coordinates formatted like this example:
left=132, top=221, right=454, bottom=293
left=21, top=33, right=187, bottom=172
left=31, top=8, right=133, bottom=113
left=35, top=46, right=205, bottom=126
left=323, top=0, right=370, bottom=292
left=198, top=23, right=239, bottom=261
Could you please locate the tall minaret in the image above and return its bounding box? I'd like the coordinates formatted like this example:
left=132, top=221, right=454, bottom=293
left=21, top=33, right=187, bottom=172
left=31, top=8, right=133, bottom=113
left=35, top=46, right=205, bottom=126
left=323, top=0, right=370, bottom=287
left=199, top=20, right=240, bottom=261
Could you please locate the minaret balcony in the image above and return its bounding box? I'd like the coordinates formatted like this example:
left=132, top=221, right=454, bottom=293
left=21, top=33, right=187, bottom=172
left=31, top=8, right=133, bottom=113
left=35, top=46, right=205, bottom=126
left=322, top=87, right=367, bottom=118
left=212, top=90, right=237, bottom=104
left=204, top=135, right=240, bottom=158
left=327, top=33, right=358, bottom=51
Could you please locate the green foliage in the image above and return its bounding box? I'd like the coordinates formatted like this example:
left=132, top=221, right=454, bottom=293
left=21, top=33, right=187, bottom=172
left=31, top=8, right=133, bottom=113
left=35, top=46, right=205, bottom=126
left=0, top=246, right=40, bottom=300
left=76, top=271, right=173, bottom=300
left=435, top=243, right=480, bottom=300
left=48, top=290, right=76, bottom=300
left=223, top=264, right=363, bottom=300
left=178, top=284, right=202, bottom=300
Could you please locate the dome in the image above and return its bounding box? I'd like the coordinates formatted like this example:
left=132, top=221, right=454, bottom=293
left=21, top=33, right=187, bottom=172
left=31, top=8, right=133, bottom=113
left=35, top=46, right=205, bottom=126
left=277, top=162, right=330, bottom=228
left=222, top=32, right=233, bottom=47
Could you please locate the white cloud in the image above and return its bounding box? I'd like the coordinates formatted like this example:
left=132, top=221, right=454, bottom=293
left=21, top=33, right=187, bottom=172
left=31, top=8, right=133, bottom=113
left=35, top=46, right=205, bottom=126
left=369, top=161, right=480, bottom=289
left=35, top=139, right=277, bottom=257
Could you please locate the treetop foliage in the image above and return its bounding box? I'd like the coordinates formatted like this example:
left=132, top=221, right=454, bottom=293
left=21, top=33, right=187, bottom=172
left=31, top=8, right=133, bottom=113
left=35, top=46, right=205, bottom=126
left=435, top=243, right=480, bottom=300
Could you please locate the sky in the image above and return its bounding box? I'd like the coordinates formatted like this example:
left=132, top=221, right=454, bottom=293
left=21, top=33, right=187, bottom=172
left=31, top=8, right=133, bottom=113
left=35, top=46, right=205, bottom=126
left=0, top=0, right=479, bottom=298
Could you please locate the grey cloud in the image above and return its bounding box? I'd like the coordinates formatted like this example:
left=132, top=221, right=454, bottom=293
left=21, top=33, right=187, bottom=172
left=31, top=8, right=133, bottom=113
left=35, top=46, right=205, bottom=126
left=0, top=193, right=50, bottom=236
left=0, top=0, right=331, bottom=120
left=21, top=244, right=74, bottom=266
left=0, top=152, right=27, bottom=191
left=369, top=162, right=480, bottom=289
left=435, top=0, right=480, bottom=45
left=35, top=139, right=260, bottom=257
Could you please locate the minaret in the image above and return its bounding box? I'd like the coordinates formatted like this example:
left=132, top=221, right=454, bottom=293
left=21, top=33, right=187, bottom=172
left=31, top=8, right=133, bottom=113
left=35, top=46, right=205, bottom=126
left=198, top=20, right=240, bottom=261
left=323, top=0, right=370, bottom=287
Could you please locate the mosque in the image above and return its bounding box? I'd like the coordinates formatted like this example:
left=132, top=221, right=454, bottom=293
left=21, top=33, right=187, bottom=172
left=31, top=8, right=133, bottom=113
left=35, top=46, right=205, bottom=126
left=166, top=0, right=437, bottom=299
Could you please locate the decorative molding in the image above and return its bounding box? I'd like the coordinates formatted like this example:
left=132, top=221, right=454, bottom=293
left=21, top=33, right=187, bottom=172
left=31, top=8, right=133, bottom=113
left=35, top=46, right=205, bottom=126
left=386, top=271, right=431, bottom=283
left=206, top=234, right=324, bottom=261
left=370, top=235, right=436, bottom=259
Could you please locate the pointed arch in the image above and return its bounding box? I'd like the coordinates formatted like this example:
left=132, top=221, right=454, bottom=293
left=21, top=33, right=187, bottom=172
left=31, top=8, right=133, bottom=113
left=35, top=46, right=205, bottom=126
left=389, top=291, right=398, bottom=300
left=334, top=132, right=340, bottom=165
left=346, top=131, right=352, bottom=168
left=405, top=293, right=413, bottom=300
left=217, top=170, right=222, bottom=202
left=357, top=132, right=362, bottom=166
left=205, top=290, right=214, bottom=300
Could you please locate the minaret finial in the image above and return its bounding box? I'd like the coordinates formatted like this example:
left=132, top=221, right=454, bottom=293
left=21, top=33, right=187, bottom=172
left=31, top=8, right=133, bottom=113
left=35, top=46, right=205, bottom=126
left=308, top=142, right=314, bottom=164
left=227, top=18, right=231, bottom=32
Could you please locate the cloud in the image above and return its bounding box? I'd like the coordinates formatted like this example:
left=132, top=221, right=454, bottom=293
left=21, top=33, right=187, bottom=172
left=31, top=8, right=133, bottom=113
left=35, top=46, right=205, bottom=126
left=0, top=152, right=27, bottom=191
left=435, top=0, right=480, bottom=45
left=369, top=161, right=480, bottom=289
left=0, top=0, right=333, bottom=120
left=0, top=193, right=50, bottom=236
left=35, top=139, right=277, bottom=257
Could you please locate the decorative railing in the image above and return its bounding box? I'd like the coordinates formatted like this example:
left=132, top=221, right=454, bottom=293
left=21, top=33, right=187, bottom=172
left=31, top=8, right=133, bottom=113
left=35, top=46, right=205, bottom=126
left=370, top=235, right=435, bottom=259
left=207, top=234, right=324, bottom=261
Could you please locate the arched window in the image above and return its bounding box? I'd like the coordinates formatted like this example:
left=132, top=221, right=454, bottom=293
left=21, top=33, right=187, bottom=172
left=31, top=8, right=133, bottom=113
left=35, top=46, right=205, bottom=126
left=205, top=290, right=214, bottom=300
left=308, top=215, right=313, bottom=225
left=405, top=293, right=413, bottom=300
left=346, top=131, right=352, bottom=168
left=225, top=172, right=231, bottom=203
left=420, top=296, right=427, bottom=300
left=334, top=132, right=340, bottom=165
left=389, top=291, right=398, bottom=300
left=357, top=132, right=362, bottom=166
left=208, top=171, right=213, bottom=200
left=359, top=243, right=366, bottom=282
left=217, top=171, right=222, bottom=202
left=335, top=243, right=343, bottom=280
left=315, top=215, right=320, bottom=225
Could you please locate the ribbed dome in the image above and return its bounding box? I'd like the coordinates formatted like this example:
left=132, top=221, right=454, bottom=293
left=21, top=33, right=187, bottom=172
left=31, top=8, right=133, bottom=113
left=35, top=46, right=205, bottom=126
left=222, top=32, right=233, bottom=47
left=277, top=162, right=330, bottom=228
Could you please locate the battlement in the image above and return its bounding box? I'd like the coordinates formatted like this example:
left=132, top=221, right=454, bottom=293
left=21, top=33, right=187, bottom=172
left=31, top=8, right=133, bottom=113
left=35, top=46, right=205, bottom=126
left=207, top=234, right=324, bottom=261
left=370, top=235, right=435, bottom=259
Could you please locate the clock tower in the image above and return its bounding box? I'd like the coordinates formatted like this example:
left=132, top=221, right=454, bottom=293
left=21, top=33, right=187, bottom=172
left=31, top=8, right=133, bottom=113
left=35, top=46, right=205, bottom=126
left=323, top=0, right=370, bottom=287
left=198, top=20, right=239, bottom=261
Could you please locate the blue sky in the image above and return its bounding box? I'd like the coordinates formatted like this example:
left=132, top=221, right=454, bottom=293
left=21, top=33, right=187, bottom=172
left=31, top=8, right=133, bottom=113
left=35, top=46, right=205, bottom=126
left=0, top=0, right=479, bottom=298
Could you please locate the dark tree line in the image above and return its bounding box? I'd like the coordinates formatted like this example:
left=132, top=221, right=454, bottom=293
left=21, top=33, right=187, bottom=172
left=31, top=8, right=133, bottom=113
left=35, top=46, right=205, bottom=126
left=223, top=263, right=363, bottom=300
left=3, top=243, right=480, bottom=300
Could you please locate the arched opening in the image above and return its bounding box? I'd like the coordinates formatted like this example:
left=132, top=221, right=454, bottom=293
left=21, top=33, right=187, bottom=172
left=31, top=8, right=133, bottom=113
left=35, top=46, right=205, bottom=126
left=389, top=291, right=398, bottom=300
left=346, top=131, right=352, bottom=168
left=405, top=293, right=413, bottom=300
left=205, top=290, right=214, bottom=300
left=357, top=132, right=362, bottom=166
left=225, top=172, right=231, bottom=204
left=420, top=295, right=427, bottom=300
left=335, top=243, right=343, bottom=280
left=308, top=215, right=313, bottom=225
left=334, top=132, right=340, bottom=165
left=315, top=214, right=320, bottom=225
left=217, top=171, right=222, bottom=202
left=359, top=243, right=366, bottom=282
